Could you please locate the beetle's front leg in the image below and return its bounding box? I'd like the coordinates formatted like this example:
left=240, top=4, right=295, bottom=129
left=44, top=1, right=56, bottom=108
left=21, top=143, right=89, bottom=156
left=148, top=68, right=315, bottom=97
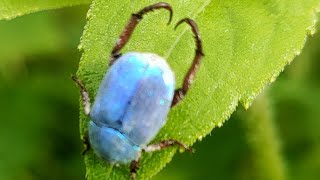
left=71, top=75, right=91, bottom=116
left=130, top=159, right=140, bottom=180
left=129, top=140, right=191, bottom=180
left=144, top=139, right=192, bottom=153
left=72, top=75, right=92, bottom=154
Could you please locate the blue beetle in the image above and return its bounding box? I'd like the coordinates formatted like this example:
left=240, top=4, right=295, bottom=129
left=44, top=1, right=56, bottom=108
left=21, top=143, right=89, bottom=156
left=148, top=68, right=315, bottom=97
left=72, top=2, right=203, bottom=179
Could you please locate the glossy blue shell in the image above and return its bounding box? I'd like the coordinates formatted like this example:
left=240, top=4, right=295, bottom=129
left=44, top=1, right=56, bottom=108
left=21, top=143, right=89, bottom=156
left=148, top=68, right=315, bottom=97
left=89, top=52, right=175, bottom=163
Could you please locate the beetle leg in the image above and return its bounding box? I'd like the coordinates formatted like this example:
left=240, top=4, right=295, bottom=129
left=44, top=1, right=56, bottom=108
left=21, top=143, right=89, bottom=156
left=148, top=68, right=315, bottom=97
left=143, top=139, right=193, bottom=153
left=72, top=75, right=91, bottom=116
left=110, top=2, right=173, bottom=66
left=171, top=18, right=204, bottom=107
left=82, top=132, right=91, bottom=155
left=129, top=140, right=191, bottom=180
left=129, top=140, right=191, bottom=179
left=130, top=159, right=140, bottom=180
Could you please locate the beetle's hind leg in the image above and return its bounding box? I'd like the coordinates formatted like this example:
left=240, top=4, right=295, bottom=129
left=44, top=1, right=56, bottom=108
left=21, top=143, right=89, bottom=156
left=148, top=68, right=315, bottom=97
left=171, top=18, right=204, bottom=107
left=109, top=2, right=173, bottom=66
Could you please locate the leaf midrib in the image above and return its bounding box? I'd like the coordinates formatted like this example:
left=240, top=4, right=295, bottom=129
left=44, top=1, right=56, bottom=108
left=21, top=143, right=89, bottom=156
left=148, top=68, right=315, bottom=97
left=164, top=0, right=212, bottom=60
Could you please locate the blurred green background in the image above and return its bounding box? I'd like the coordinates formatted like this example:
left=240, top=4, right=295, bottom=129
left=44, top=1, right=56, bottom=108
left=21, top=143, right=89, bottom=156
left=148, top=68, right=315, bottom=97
left=0, top=6, right=319, bottom=180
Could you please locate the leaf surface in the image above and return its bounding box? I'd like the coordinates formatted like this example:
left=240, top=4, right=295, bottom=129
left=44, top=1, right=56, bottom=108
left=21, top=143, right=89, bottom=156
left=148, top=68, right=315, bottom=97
left=0, top=0, right=92, bottom=20
left=77, top=0, right=320, bottom=179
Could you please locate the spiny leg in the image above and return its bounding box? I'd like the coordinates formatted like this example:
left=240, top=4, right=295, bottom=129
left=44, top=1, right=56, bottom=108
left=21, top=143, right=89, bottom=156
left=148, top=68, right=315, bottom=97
left=171, top=18, right=204, bottom=107
left=109, top=2, right=173, bottom=66
left=129, top=140, right=191, bottom=179
left=130, top=159, right=140, bottom=180
left=71, top=75, right=92, bottom=154
left=72, top=75, right=91, bottom=116
left=144, top=139, right=192, bottom=153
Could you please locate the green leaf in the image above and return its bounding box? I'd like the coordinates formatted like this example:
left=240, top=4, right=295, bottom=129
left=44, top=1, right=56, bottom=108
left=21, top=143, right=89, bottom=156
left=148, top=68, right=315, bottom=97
left=77, top=0, right=320, bottom=179
left=0, top=0, right=92, bottom=20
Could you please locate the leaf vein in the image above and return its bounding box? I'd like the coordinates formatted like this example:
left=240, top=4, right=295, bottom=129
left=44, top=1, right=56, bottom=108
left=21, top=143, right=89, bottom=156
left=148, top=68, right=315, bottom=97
left=164, top=0, right=212, bottom=59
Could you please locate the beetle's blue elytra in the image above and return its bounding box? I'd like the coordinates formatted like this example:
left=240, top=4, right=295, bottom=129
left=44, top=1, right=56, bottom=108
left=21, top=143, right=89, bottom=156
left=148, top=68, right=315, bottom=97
left=89, top=53, right=175, bottom=163
left=72, top=2, right=204, bottom=180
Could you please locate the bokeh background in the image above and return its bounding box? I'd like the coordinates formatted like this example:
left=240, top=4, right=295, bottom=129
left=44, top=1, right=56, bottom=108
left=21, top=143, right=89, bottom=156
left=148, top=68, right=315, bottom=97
left=0, top=5, right=319, bottom=180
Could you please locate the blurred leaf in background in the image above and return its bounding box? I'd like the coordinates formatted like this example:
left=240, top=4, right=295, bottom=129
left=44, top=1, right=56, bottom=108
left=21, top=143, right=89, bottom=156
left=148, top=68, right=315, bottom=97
left=0, top=0, right=92, bottom=20
left=0, top=6, right=89, bottom=180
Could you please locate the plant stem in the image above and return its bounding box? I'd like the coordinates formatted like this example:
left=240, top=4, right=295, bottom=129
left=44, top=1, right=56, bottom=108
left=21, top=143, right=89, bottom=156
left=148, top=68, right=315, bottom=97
left=241, top=91, right=287, bottom=180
